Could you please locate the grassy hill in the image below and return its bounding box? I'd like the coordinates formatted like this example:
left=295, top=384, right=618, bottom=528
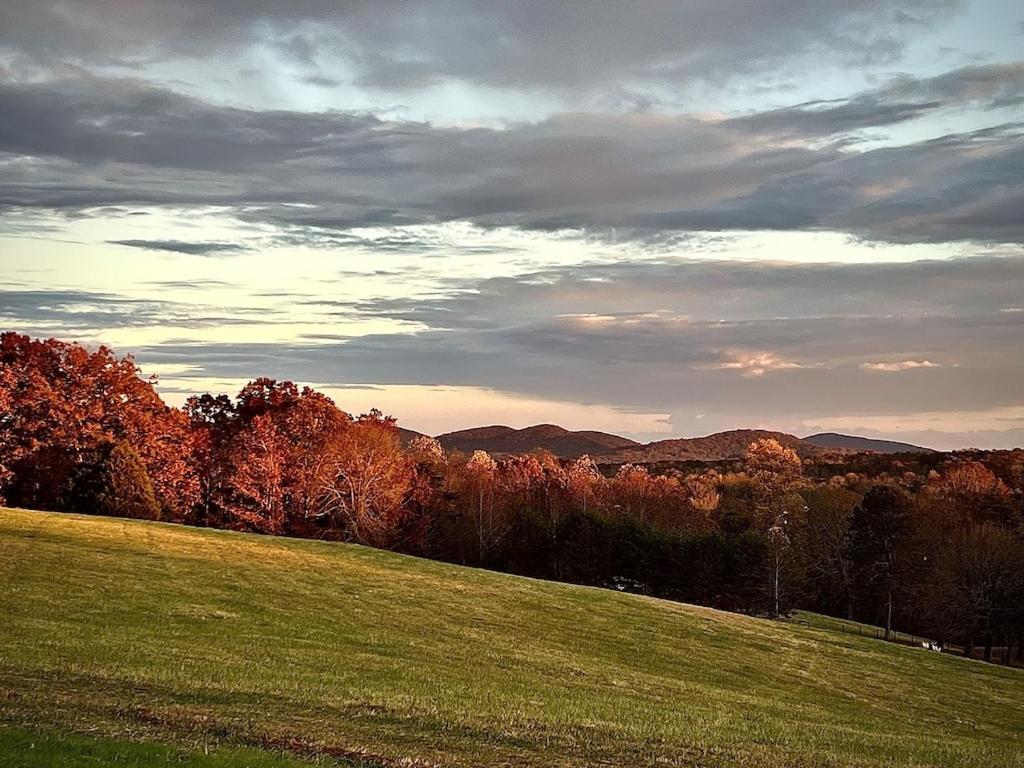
left=1, top=508, right=1022, bottom=767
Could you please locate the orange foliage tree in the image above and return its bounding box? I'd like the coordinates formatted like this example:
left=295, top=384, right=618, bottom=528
left=317, top=410, right=422, bottom=549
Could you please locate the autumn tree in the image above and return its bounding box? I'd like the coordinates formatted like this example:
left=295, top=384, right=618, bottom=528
left=745, top=439, right=805, bottom=616
left=220, top=415, right=287, bottom=534
left=317, top=411, right=420, bottom=549
left=745, top=439, right=802, bottom=495
left=0, top=365, right=14, bottom=503
left=189, top=379, right=351, bottom=532
left=464, top=450, right=499, bottom=561
left=608, top=464, right=654, bottom=522
left=932, top=459, right=1013, bottom=526
left=684, top=470, right=721, bottom=514
left=566, top=455, right=603, bottom=514
left=0, top=333, right=196, bottom=517
left=408, top=435, right=445, bottom=465
left=184, top=393, right=236, bottom=526
left=233, top=379, right=352, bottom=524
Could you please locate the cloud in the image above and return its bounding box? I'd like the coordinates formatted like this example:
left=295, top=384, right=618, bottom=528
left=6, top=252, right=1019, bottom=434
left=144, top=279, right=235, bottom=290
left=861, top=360, right=941, bottom=371
left=300, top=75, right=342, bottom=88
left=730, top=61, right=1024, bottom=138
left=100, top=255, right=1022, bottom=441
left=107, top=239, right=248, bottom=255
left=0, top=289, right=272, bottom=330
left=0, top=1, right=957, bottom=94
left=698, top=350, right=813, bottom=377
left=0, top=70, right=1022, bottom=245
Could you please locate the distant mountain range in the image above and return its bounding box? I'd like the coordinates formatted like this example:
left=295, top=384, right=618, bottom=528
left=802, top=432, right=934, bottom=455
left=601, top=429, right=829, bottom=463
left=399, top=424, right=933, bottom=461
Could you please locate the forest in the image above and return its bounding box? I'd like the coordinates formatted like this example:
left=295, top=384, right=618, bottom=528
left=2, top=331, right=1023, bottom=664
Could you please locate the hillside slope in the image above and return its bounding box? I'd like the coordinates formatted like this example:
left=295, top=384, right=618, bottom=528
left=1, top=508, right=1022, bottom=767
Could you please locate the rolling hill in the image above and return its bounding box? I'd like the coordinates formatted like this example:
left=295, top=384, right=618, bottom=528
left=2, top=508, right=1022, bottom=767
left=396, top=426, right=427, bottom=445
left=803, top=432, right=934, bottom=454
left=436, top=423, right=639, bottom=458
left=596, top=429, right=846, bottom=463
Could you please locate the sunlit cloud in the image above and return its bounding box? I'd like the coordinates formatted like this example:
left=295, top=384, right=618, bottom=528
left=860, top=360, right=941, bottom=372
left=697, top=350, right=814, bottom=378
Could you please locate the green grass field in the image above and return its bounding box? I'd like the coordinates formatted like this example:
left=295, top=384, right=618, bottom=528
left=2, top=508, right=1022, bottom=767
left=785, top=612, right=933, bottom=646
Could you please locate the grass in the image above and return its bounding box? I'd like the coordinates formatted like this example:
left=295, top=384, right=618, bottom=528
left=786, top=612, right=933, bottom=646
left=1, top=508, right=1022, bottom=767
left=0, top=727, right=348, bottom=768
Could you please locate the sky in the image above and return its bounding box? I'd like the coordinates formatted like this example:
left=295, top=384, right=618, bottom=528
left=1, top=1, right=1023, bottom=449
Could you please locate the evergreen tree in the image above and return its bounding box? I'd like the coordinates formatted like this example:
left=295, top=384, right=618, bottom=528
left=97, top=442, right=161, bottom=521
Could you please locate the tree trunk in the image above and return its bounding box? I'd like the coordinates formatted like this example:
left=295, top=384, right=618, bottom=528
left=984, top=637, right=993, bottom=664
left=773, top=552, right=781, bottom=619
left=884, top=581, right=893, bottom=641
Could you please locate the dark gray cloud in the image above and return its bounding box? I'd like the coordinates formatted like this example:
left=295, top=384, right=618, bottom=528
left=730, top=61, right=1024, bottom=137
left=0, top=289, right=273, bottom=330
left=144, top=279, right=236, bottom=290
left=0, top=289, right=178, bottom=329
left=108, top=239, right=248, bottom=255
left=350, top=256, right=1024, bottom=326
left=1, top=68, right=1022, bottom=244
left=301, top=75, right=343, bottom=88
left=0, top=1, right=957, bottom=92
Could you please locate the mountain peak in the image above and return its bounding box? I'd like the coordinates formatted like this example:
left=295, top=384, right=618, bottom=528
left=517, top=424, right=571, bottom=438
left=436, top=423, right=638, bottom=458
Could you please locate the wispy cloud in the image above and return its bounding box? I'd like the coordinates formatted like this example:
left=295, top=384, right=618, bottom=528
left=698, top=350, right=813, bottom=377
left=861, top=360, right=941, bottom=372
left=107, top=240, right=248, bottom=256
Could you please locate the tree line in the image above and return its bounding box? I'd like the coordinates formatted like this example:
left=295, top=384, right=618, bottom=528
left=2, top=332, right=1023, bottom=663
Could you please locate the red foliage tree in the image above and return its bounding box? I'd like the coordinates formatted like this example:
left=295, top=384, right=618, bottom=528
left=220, top=414, right=287, bottom=533
left=0, top=364, right=15, bottom=502
left=188, top=379, right=352, bottom=533
left=0, top=332, right=196, bottom=516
